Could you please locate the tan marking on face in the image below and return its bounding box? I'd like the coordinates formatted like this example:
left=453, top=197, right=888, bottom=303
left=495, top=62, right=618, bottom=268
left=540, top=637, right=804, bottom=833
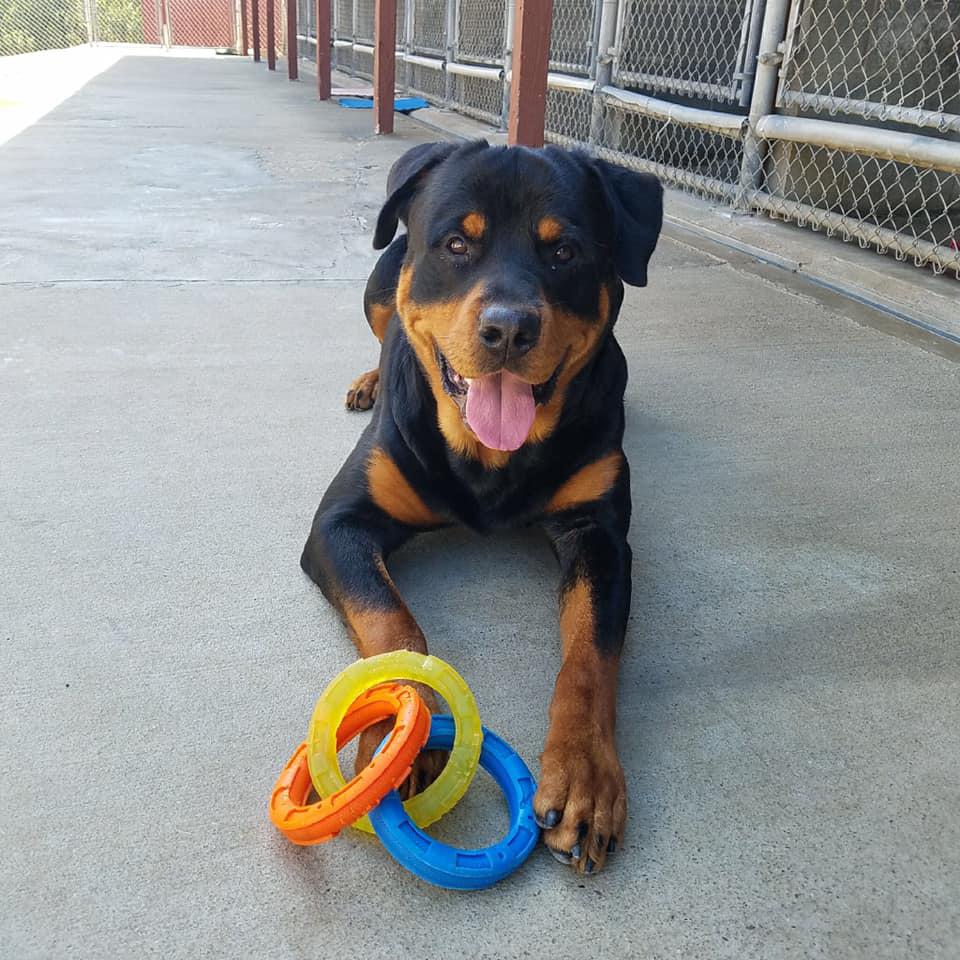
left=367, top=301, right=394, bottom=343
left=397, top=263, right=614, bottom=462
left=367, top=447, right=445, bottom=527
left=546, top=450, right=623, bottom=513
left=396, top=265, right=512, bottom=468
left=461, top=212, right=487, bottom=240
left=526, top=285, right=613, bottom=446
left=536, top=216, right=564, bottom=244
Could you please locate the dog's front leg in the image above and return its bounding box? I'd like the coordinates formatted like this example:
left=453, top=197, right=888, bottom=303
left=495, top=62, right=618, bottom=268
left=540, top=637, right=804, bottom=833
left=300, top=507, right=445, bottom=796
left=536, top=494, right=632, bottom=875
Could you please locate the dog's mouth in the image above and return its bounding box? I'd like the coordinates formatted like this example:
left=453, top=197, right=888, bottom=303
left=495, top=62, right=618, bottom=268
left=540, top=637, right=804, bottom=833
left=436, top=347, right=563, bottom=452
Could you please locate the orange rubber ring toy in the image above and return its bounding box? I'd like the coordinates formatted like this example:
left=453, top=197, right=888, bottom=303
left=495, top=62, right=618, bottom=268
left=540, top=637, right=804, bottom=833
left=269, top=682, right=430, bottom=845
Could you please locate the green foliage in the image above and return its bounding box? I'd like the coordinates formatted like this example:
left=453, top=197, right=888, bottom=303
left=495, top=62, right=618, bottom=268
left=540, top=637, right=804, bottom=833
left=0, top=0, right=145, bottom=55
left=96, top=0, right=145, bottom=43
left=0, top=0, right=87, bottom=54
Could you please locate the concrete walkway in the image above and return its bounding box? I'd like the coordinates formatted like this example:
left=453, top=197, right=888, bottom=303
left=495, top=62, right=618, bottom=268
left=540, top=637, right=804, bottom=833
left=1, top=50, right=958, bottom=960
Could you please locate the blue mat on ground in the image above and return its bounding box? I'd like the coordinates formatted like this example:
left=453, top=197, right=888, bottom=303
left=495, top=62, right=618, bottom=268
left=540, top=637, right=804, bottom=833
left=338, top=96, right=429, bottom=112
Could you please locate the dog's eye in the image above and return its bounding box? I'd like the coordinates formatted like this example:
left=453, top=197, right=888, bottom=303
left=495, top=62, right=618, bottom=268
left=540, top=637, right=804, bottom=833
left=446, top=236, right=468, bottom=256
left=553, top=243, right=575, bottom=264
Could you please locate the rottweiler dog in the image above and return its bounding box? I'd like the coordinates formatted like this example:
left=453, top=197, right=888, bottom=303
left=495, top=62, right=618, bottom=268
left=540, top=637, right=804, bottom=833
left=301, top=139, right=662, bottom=874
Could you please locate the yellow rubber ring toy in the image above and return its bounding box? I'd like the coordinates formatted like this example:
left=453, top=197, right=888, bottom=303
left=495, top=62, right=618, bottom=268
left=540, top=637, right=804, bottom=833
left=307, top=650, right=482, bottom=834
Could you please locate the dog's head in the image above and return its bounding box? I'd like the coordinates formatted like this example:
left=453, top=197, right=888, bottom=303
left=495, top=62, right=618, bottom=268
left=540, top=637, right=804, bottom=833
left=375, top=140, right=662, bottom=460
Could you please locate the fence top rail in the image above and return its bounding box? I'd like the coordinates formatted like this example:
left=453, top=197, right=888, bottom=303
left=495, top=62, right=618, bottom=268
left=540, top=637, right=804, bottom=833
left=755, top=114, right=960, bottom=175
left=599, top=85, right=747, bottom=137
left=778, top=89, right=960, bottom=137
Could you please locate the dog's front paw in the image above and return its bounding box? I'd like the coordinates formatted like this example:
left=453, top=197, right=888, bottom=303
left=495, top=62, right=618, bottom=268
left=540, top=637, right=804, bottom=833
left=534, top=725, right=626, bottom=875
left=353, top=681, right=446, bottom=800
left=345, top=369, right=380, bottom=411
left=354, top=719, right=446, bottom=799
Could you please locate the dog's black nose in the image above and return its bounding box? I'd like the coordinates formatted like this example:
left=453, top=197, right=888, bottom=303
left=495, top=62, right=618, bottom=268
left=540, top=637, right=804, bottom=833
left=478, top=306, right=541, bottom=359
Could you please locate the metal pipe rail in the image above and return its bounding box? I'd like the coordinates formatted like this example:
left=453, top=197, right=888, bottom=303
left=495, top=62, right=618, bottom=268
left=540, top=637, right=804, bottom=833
left=599, top=86, right=747, bottom=137
left=755, top=115, right=960, bottom=175
left=778, top=91, right=960, bottom=138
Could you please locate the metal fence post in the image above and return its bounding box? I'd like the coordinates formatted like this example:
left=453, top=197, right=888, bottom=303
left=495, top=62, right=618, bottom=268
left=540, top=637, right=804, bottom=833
left=287, top=0, right=299, bottom=77
left=317, top=0, right=332, bottom=98
left=160, top=0, right=172, bottom=47
left=374, top=0, right=398, bottom=133
left=83, top=0, right=98, bottom=44
left=445, top=0, right=457, bottom=104
left=739, top=0, right=790, bottom=196
left=501, top=0, right=516, bottom=130
left=402, top=0, right=413, bottom=92
left=507, top=0, right=554, bottom=146
left=587, top=0, right=619, bottom=146
left=266, top=0, right=277, bottom=68
left=252, top=0, right=262, bottom=60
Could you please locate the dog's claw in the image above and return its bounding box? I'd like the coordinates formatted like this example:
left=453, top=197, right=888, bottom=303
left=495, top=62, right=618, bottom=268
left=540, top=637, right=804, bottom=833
left=536, top=809, right=561, bottom=829
left=548, top=846, right=573, bottom=865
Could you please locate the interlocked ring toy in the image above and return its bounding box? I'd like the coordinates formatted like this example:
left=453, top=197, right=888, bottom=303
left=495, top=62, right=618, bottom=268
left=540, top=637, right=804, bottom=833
left=271, top=651, right=541, bottom=888
left=368, top=715, right=540, bottom=890
left=269, top=682, right=431, bottom=845
left=307, top=650, right=483, bottom=833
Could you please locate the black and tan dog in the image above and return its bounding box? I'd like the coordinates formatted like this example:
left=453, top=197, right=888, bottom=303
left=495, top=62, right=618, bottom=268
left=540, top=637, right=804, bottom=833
left=301, top=139, right=662, bottom=874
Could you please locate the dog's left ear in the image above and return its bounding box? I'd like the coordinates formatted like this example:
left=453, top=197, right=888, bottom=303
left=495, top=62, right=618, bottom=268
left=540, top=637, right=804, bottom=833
left=373, top=141, right=467, bottom=249
left=589, top=158, right=663, bottom=287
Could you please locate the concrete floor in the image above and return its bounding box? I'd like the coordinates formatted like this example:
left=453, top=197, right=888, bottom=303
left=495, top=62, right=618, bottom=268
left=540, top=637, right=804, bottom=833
left=2, top=50, right=959, bottom=960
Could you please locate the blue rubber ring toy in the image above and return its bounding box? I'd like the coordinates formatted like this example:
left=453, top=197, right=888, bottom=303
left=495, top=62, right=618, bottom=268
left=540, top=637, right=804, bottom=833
left=369, top=715, right=540, bottom=890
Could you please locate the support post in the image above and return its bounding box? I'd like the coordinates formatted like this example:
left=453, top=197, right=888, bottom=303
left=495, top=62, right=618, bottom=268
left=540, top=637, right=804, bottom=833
left=507, top=0, right=554, bottom=147
left=444, top=0, right=457, bottom=104
left=373, top=0, right=397, bottom=134
left=252, top=0, right=261, bottom=61
left=266, top=0, right=277, bottom=69
left=84, top=0, right=98, bottom=43
left=240, top=0, right=249, bottom=55
left=739, top=0, right=791, bottom=195
left=500, top=0, right=515, bottom=129
left=317, top=0, right=332, bottom=98
left=287, top=0, right=298, bottom=77
left=588, top=0, right=618, bottom=145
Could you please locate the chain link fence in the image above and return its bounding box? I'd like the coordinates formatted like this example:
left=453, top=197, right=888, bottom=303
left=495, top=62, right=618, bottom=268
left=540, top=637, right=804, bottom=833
left=0, top=0, right=239, bottom=55
left=325, top=0, right=958, bottom=278
left=778, top=0, right=960, bottom=133
left=613, top=0, right=762, bottom=104
left=5, top=0, right=959, bottom=277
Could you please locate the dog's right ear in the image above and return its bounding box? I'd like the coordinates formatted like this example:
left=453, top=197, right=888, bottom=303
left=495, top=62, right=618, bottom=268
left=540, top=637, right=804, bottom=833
left=373, top=141, right=461, bottom=249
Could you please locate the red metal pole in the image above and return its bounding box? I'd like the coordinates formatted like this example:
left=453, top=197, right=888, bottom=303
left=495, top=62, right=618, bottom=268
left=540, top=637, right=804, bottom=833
left=240, top=0, right=249, bottom=56
left=373, top=0, right=396, bottom=134
left=287, top=0, right=298, bottom=79
left=252, top=0, right=261, bottom=62
left=507, top=0, right=554, bottom=147
left=316, top=0, right=331, bottom=99
left=266, top=0, right=276, bottom=70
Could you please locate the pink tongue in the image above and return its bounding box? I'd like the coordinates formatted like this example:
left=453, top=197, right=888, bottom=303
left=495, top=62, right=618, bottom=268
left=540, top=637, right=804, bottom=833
left=464, top=370, right=536, bottom=452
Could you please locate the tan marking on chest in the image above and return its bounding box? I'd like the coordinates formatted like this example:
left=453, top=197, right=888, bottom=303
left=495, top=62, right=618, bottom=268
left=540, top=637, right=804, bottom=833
left=546, top=451, right=623, bottom=513
left=367, top=302, right=394, bottom=342
left=367, top=448, right=445, bottom=527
